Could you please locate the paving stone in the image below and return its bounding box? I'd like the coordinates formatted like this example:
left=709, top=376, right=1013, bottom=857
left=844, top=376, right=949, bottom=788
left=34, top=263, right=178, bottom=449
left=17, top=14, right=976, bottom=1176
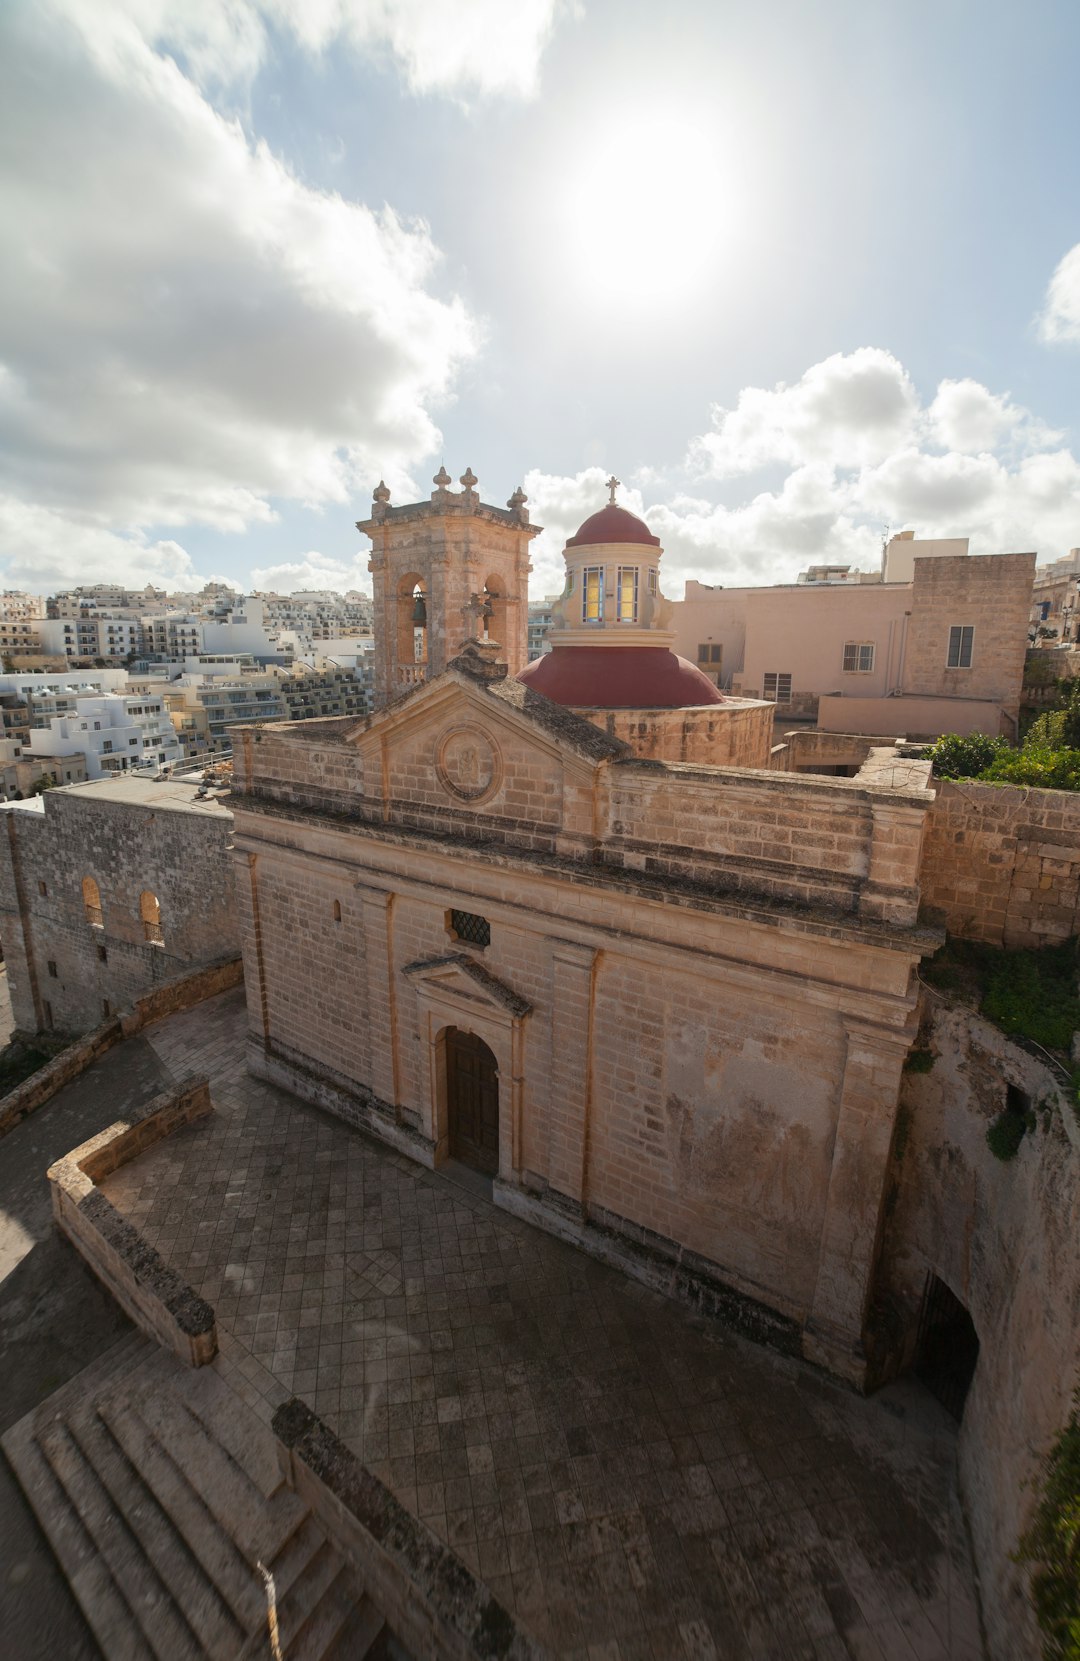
left=94, top=988, right=986, bottom=1658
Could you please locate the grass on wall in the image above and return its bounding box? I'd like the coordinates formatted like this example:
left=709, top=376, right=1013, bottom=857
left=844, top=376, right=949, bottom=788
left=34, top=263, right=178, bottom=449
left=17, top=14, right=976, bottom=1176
left=1015, top=1394, right=1080, bottom=1661
left=922, top=937, right=1080, bottom=1054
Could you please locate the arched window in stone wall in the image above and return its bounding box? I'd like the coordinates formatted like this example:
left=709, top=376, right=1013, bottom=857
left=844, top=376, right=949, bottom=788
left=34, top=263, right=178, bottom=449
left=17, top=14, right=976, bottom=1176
left=482, top=575, right=508, bottom=649
left=396, top=571, right=428, bottom=672
left=82, top=876, right=103, bottom=928
left=140, top=890, right=164, bottom=946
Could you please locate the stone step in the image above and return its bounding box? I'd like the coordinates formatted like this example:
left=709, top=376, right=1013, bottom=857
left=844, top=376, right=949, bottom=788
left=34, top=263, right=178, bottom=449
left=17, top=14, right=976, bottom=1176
left=3, top=1340, right=400, bottom=1661
left=36, top=1418, right=203, bottom=1661
left=99, top=1394, right=267, bottom=1632
left=2, top=1410, right=154, bottom=1661
left=276, top=1540, right=349, bottom=1652
left=18, top=1330, right=151, bottom=1437
left=266, top=1514, right=332, bottom=1610
left=144, top=1351, right=286, bottom=1500
left=65, top=1403, right=245, bottom=1661
left=136, top=1385, right=309, bottom=1567
left=286, top=1565, right=377, bottom=1661
left=324, top=1591, right=388, bottom=1660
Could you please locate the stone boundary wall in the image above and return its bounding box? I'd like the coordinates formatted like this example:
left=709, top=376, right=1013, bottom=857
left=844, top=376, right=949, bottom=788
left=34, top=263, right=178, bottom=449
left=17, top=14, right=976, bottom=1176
left=47, top=1078, right=217, bottom=1367
left=273, top=1398, right=546, bottom=1661
left=0, top=955, right=243, bottom=1140
left=878, top=1000, right=1080, bottom=1660
left=920, top=778, right=1080, bottom=946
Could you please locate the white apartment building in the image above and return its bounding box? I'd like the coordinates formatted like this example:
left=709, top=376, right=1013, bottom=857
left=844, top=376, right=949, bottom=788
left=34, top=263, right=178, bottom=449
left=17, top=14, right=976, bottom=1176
left=27, top=694, right=182, bottom=779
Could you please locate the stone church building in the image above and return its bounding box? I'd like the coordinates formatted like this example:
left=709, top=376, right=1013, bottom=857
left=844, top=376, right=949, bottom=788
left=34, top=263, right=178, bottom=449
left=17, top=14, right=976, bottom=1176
left=231, top=472, right=941, bottom=1390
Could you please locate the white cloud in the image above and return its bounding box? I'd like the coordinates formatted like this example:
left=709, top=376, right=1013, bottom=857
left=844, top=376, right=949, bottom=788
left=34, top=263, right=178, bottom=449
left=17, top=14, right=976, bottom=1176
left=691, top=348, right=920, bottom=478
left=0, top=3, right=481, bottom=587
left=0, top=498, right=202, bottom=593
left=928, top=378, right=1060, bottom=455
left=63, top=0, right=568, bottom=101
left=526, top=350, right=1080, bottom=599
left=1038, top=242, right=1080, bottom=344
left=250, top=553, right=373, bottom=593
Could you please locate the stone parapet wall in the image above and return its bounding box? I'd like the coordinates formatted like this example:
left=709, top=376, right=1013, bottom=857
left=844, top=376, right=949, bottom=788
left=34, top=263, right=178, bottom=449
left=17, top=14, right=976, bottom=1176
left=47, top=1079, right=217, bottom=1366
left=920, top=778, right=1080, bottom=945
left=577, top=699, right=774, bottom=768
left=0, top=956, right=242, bottom=1139
left=598, top=762, right=932, bottom=925
left=878, top=1000, right=1080, bottom=1660
left=273, top=1398, right=545, bottom=1661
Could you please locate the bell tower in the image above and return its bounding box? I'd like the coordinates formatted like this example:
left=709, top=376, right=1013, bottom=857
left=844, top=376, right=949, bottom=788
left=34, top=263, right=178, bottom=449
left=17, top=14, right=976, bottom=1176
left=358, top=468, right=540, bottom=709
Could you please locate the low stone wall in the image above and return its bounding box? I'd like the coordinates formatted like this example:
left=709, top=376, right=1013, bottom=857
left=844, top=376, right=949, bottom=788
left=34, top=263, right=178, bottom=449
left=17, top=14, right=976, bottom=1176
left=273, top=1398, right=545, bottom=1661
left=0, top=955, right=242, bottom=1140
left=920, top=778, right=1080, bottom=946
left=47, top=1077, right=217, bottom=1366
left=577, top=699, right=774, bottom=768
left=772, top=729, right=903, bottom=775
left=877, top=999, right=1080, bottom=1660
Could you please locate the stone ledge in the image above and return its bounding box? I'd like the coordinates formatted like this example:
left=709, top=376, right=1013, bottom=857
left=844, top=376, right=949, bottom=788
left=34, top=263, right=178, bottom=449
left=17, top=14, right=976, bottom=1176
left=0, top=955, right=242, bottom=1141
left=47, top=1077, right=217, bottom=1366
left=273, top=1397, right=547, bottom=1661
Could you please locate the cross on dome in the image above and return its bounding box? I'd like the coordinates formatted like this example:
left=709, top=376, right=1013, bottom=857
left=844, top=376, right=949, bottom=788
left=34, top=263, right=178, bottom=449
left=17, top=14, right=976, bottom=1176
left=606, top=475, right=620, bottom=504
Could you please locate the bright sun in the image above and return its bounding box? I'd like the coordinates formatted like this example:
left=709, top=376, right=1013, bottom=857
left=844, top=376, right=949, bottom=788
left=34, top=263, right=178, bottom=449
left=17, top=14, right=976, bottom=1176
left=560, top=108, right=738, bottom=313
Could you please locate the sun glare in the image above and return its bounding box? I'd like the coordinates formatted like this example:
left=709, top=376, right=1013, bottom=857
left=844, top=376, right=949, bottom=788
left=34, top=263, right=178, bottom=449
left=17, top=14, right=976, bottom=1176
left=561, top=109, right=737, bottom=313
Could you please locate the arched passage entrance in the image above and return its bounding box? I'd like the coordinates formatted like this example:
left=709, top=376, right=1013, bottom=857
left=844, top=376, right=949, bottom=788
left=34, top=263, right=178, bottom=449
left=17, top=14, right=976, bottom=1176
left=444, top=1027, right=499, bottom=1175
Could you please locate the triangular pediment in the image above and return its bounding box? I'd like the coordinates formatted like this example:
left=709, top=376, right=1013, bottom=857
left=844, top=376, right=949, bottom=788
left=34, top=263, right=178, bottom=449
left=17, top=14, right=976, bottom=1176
left=402, top=952, right=531, bottom=1018
left=352, top=668, right=626, bottom=772
left=348, top=668, right=625, bottom=837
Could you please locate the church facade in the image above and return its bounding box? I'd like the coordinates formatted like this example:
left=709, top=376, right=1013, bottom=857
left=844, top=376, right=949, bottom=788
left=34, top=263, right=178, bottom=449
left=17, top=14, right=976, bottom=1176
left=230, top=475, right=942, bottom=1389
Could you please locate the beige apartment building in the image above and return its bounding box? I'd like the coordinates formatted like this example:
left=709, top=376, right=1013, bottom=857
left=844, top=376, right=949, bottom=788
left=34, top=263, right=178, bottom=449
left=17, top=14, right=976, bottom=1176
left=675, top=533, right=1035, bottom=739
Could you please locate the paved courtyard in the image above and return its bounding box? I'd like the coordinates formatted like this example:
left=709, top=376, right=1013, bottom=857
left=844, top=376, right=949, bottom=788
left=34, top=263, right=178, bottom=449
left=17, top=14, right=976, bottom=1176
left=100, top=988, right=984, bottom=1660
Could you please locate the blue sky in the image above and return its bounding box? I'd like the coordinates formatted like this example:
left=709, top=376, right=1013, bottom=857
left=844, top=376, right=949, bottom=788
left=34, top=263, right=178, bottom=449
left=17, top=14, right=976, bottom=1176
left=2, top=0, right=1079, bottom=599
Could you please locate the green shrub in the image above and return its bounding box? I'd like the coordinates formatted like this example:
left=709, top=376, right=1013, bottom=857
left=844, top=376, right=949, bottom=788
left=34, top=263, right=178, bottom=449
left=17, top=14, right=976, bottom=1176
left=980, top=938, right=1080, bottom=1051
left=923, top=937, right=1080, bottom=1053
left=903, top=1047, right=935, bottom=1073
left=981, top=745, right=1080, bottom=792
left=1026, top=710, right=1068, bottom=748
left=986, top=1109, right=1027, bottom=1160
left=1016, top=1397, right=1080, bottom=1660
left=927, top=732, right=1010, bottom=778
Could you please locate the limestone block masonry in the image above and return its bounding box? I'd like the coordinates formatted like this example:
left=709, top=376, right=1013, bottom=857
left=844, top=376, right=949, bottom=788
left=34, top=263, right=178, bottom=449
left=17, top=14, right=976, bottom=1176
left=920, top=777, right=1080, bottom=945
left=230, top=663, right=942, bottom=1390
left=0, top=777, right=238, bottom=1035
left=48, top=1078, right=218, bottom=1365
left=360, top=475, right=539, bottom=708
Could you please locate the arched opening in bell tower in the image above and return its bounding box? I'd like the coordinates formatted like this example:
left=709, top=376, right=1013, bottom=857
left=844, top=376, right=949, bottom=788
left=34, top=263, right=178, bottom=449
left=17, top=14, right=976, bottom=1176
left=482, top=575, right=507, bottom=650
left=396, top=571, right=428, bottom=684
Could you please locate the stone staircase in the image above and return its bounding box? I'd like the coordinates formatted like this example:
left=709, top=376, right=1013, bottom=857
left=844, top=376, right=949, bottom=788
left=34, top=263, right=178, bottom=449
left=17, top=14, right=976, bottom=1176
left=2, top=1333, right=393, bottom=1661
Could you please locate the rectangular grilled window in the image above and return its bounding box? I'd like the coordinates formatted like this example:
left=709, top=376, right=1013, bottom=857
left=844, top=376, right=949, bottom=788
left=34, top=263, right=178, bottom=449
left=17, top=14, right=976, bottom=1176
left=449, top=909, right=490, bottom=948
left=616, top=566, right=638, bottom=622
left=842, top=642, right=875, bottom=672
left=763, top=672, right=792, bottom=702
left=947, top=624, right=974, bottom=668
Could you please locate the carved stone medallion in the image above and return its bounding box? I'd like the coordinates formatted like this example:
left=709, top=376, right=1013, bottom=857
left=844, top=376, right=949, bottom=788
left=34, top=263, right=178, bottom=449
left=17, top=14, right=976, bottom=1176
left=435, top=725, right=502, bottom=804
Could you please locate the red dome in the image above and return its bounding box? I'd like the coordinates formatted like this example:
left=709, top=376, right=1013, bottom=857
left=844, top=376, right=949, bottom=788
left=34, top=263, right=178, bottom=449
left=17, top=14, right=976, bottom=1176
left=518, top=646, right=724, bottom=709
left=566, top=504, right=660, bottom=548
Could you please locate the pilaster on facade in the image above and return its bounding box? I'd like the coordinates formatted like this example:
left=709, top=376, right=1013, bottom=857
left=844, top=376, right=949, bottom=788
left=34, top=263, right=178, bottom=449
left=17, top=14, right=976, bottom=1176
left=804, top=1014, right=917, bottom=1387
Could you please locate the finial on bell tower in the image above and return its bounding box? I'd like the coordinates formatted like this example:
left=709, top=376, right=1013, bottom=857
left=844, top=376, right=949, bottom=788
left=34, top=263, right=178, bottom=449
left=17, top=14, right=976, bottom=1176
left=606, top=474, right=621, bottom=505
